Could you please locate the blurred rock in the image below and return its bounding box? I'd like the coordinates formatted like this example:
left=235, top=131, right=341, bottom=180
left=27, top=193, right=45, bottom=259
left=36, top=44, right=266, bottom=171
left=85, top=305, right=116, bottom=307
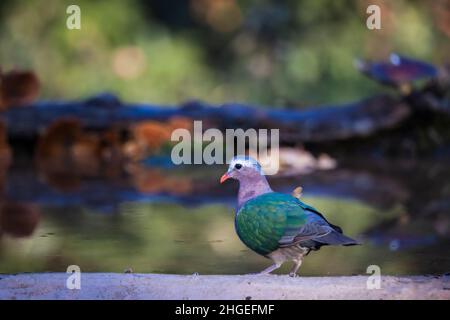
left=250, top=147, right=337, bottom=176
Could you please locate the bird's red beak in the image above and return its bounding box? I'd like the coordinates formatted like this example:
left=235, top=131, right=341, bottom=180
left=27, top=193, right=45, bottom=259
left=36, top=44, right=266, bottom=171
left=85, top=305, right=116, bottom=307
left=220, top=172, right=230, bottom=184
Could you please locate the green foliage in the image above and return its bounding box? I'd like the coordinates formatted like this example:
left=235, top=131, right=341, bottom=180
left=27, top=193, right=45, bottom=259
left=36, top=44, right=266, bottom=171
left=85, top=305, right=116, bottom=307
left=0, top=0, right=447, bottom=106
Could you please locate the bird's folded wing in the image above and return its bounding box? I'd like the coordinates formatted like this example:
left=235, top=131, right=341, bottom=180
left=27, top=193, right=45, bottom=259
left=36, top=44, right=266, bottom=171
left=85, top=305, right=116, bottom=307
left=278, top=222, right=333, bottom=247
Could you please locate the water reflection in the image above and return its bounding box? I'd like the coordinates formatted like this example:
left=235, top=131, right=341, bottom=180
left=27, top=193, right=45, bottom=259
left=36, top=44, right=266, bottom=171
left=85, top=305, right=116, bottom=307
left=0, top=158, right=449, bottom=275
left=0, top=202, right=40, bottom=238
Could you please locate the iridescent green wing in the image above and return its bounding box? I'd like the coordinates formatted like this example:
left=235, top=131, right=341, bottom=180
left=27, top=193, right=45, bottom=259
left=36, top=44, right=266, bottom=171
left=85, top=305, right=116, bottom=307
left=237, top=193, right=334, bottom=255
left=236, top=193, right=309, bottom=255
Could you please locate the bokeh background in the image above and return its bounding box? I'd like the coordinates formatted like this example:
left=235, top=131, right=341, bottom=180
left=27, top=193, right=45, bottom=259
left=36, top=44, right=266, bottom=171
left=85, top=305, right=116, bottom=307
left=0, top=0, right=449, bottom=105
left=0, top=0, right=449, bottom=276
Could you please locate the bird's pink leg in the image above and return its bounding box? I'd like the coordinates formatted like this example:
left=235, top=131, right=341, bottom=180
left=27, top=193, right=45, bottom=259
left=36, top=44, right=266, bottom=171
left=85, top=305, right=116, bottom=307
left=257, top=262, right=282, bottom=275
left=289, top=258, right=303, bottom=277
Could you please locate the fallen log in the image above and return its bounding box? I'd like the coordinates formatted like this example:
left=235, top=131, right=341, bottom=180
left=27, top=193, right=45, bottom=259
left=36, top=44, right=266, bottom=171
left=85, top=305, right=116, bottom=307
left=1, top=54, right=449, bottom=157
left=2, top=93, right=412, bottom=143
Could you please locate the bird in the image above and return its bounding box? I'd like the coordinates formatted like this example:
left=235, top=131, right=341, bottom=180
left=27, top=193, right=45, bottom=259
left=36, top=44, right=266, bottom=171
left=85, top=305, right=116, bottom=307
left=354, top=53, right=438, bottom=94
left=220, top=155, right=360, bottom=277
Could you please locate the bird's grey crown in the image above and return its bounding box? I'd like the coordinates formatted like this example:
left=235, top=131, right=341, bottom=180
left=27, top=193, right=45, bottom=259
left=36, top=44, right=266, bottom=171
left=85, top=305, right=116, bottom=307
left=228, top=155, right=263, bottom=175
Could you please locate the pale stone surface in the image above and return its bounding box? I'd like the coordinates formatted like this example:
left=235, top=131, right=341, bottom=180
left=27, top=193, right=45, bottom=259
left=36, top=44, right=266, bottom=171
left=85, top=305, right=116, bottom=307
left=0, top=273, right=448, bottom=300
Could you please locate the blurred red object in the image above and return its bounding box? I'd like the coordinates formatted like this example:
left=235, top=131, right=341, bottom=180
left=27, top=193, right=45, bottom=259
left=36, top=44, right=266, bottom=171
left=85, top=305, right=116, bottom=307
left=0, top=69, right=40, bottom=110
left=0, top=202, right=40, bottom=238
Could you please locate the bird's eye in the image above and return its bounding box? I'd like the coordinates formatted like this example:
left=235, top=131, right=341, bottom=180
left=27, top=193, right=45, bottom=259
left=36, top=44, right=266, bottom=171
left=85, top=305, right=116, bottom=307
left=234, top=163, right=242, bottom=170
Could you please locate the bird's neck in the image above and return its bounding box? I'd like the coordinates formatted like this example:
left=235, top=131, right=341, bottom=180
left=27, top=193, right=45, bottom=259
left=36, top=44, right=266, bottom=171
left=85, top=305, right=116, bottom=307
left=237, top=174, right=272, bottom=209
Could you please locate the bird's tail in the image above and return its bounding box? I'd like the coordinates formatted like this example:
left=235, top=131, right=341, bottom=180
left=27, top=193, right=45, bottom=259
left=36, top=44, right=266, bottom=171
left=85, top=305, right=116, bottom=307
left=316, top=231, right=361, bottom=246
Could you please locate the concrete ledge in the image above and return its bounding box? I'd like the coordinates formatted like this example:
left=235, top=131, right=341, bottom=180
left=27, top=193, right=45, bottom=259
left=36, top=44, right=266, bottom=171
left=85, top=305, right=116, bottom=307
left=0, top=273, right=449, bottom=300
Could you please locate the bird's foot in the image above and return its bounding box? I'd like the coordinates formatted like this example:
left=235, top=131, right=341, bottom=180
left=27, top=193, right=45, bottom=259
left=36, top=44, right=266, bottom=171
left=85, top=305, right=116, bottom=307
left=246, top=272, right=270, bottom=276
left=257, top=272, right=273, bottom=276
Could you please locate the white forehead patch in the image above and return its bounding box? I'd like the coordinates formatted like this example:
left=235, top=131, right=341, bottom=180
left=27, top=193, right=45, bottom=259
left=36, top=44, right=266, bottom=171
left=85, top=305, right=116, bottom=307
left=228, top=155, right=263, bottom=174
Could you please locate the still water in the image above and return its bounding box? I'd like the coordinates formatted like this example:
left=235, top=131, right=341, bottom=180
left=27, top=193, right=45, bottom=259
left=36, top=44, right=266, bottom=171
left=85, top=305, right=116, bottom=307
left=0, top=161, right=449, bottom=276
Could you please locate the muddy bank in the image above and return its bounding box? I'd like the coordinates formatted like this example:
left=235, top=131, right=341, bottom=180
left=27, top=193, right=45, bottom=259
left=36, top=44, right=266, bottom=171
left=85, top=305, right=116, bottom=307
left=0, top=273, right=448, bottom=300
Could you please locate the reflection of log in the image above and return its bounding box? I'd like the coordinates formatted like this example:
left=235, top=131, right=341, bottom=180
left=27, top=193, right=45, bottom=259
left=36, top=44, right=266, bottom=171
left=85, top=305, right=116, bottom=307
left=2, top=161, right=409, bottom=212
left=5, top=158, right=447, bottom=217
left=0, top=202, right=40, bottom=238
